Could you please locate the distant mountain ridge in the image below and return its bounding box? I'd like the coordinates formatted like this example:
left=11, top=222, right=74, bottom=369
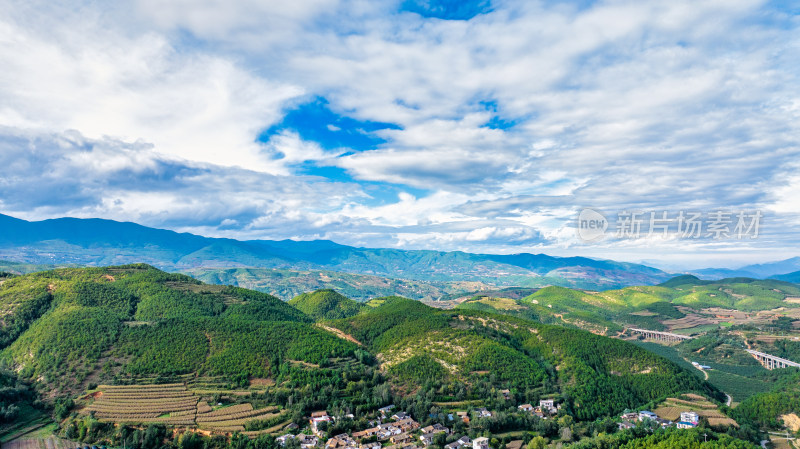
left=690, top=257, right=800, bottom=280
left=0, top=213, right=674, bottom=289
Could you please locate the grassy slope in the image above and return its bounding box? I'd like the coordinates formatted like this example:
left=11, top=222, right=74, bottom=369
left=455, top=277, right=800, bottom=336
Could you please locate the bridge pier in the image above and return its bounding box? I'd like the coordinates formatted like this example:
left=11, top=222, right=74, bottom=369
left=746, top=349, right=800, bottom=370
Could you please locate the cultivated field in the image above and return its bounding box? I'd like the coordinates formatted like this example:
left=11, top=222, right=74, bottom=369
left=3, top=437, right=82, bottom=449
left=653, top=394, right=738, bottom=428
left=80, top=384, right=286, bottom=434
left=81, top=384, right=198, bottom=426
left=196, top=403, right=282, bottom=433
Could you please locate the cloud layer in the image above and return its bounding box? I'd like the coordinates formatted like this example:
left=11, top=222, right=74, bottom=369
left=1, top=0, right=798, bottom=267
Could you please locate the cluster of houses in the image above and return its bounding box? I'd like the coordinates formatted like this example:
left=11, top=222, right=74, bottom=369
left=516, top=399, right=559, bottom=419
left=618, top=410, right=700, bottom=430
left=281, top=400, right=705, bottom=449
left=351, top=415, right=421, bottom=442
left=276, top=405, right=511, bottom=449
left=281, top=396, right=709, bottom=448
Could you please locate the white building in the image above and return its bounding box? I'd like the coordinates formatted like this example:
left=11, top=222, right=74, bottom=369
left=539, top=400, right=557, bottom=414
left=473, top=437, right=489, bottom=449
left=680, top=411, right=699, bottom=424
left=638, top=411, right=658, bottom=422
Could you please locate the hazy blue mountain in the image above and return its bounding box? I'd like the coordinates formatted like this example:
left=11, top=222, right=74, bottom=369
left=690, top=267, right=761, bottom=279
left=772, top=270, right=800, bottom=283
left=739, top=257, right=800, bottom=278
left=690, top=257, right=800, bottom=280
left=0, top=213, right=674, bottom=289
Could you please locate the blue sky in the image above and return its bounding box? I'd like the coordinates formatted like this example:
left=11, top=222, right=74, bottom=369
left=0, top=0, right=798, bottom=268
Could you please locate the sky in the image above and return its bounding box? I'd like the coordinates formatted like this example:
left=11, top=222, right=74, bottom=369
left=0, top=0, right=799, bottom=269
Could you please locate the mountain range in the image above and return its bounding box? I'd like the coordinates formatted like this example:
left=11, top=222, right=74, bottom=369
left=1, top=213, right=798, bottom=295
left=0, top=213, right=672, bottom=290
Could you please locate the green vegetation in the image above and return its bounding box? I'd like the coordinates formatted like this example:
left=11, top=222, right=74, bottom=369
left=0, top=265, right=348, bottom=395
left=0, top=260, right=62, bottom=275
left=733, top=370, right=800, bottom=429
left=0, top=265, right=758, bottom=449
left=658, top=276, right=800, bottom=312
left=453, top=276, right=800, bottom=341
left=0, top=368, right=46, bottom=441
left=569, top=427, right=758, bottom=448
left=330, top=298, right=717, bottom=420
left=288, top=289, right=365, bottom=320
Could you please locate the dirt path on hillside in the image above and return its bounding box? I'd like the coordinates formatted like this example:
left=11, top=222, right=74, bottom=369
left=315, top=324, right=363, bottom=346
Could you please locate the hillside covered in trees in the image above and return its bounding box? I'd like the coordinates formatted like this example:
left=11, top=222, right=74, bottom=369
left=326, top=297, right=719, bottom=421
left=0, top=265, right=776, bottom=449
left=0, top=265, right=714, bottom=408
left=288, top=289, right=365, bottom=320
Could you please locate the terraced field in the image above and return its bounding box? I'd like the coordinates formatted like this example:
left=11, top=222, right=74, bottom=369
left=82, top=384, right=198, bottom=425
left=80, top=384, right=285, bottom=433
left=653, top=394, right=738, bottom=427
left=196, top=403, right=282, bottom=433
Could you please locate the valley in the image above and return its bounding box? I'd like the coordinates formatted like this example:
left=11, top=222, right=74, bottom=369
left=0, top=264, right=797, bottom=449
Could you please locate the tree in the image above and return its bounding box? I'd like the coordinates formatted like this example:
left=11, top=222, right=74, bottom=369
left=179, top=432, right=204, bottom=449
left=526, top=436, right=547, bottom=449
left=559, top=427, right=573, bottom=442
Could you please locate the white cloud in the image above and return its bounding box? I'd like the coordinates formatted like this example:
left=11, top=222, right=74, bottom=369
left=1, top=0, right=799, bottom=266
left=0, top=6, right=303, bottom=172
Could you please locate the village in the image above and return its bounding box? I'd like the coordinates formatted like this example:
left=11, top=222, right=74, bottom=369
left=273, top=396, right=705, bottom=449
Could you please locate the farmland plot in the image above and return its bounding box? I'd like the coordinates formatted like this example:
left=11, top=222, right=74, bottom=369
left=80, top=384, right=286, bottom=434
left=82, top=384, right=197, bottom=426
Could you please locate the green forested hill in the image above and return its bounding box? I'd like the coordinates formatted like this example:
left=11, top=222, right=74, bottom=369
left=288, top=289, right=365, bottom=320
left=0, top=264, right=351, bottom=395
left=330, top=297, right=719, bottom=420
left=0, top=266, right=724, bottom=441
left=733, top=370, right=800, bottom=429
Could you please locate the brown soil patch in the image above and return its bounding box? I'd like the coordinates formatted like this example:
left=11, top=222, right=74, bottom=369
left=248, top=378, right=275, bottom=387
left=682, top=393, right=707, bottom=401
left=662, top=314, right=714, bottom=330
left=782, top=413, right=800, bottom=432
left=707, top=417, right=738, bottom=427
left=288, top=360, right=320, bottom=369
left=103, top=274, right=116, bottom=282
left=315, top=324, right=363, bottom=346
left=80, top=390, right=104, bottom=400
